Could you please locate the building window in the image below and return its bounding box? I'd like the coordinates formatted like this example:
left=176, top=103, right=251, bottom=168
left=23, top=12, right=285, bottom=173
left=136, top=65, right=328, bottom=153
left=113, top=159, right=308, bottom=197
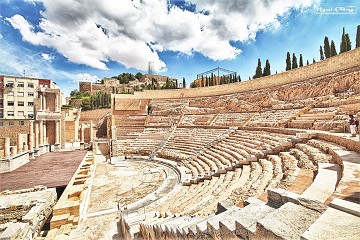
left=8, top=111, right=14, bottom=116
left=19, top=121, right=25, bottom=125
left=18, top=111, right=24, bottom=116
left=18, top=101, right=24, bottom=106
left=9, top=121, right=14, bottom=126
left=17, top=82, right=24, bottom=87
left=28, top=83, right=34, bottom=88
left=6, top=82, right=14, bottom=88
left=18, top=92, right=24, bottom=97
left=28, top=102, right=34, bottom=106
left=8, top=91, right=14, bottom=96
left=7, top=101, right=14, bottom=106
left=28, top=92, right=34, bottom=97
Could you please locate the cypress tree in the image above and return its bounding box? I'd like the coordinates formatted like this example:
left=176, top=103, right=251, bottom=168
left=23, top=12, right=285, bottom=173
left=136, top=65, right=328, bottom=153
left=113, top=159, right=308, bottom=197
left=299, top=54, right=303, bottom=67
left=330, top=40, right=337, bottom=56
left=238, top=75, right=241, bottom=82
left=254, top=58, right=262, bottom=79
left=313, top=58, right=316, bottom=63
left=286, top=52, right=291, bottom=71
left=356, top=25, right=360, bottom=48
left=182, top=77, right=186, bottom=88
left=263, top=59, right=271, bottom=76
left=307, top=60, right=309, bottom=65
left=340, top=27, right=347, bottom=53
left=320, top=46, right=324, bottom=60
left=345, top=34, right=351, bottom=51
left=324, top=36, right=331, bottom=58
left=292, top=53, right=298, bottom=69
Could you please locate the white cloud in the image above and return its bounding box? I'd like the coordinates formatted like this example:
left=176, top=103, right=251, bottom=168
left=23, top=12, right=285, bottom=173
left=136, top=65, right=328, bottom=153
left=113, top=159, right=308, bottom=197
left=6, top=0, right=317, bottom=71
left=41, top=53, right=53, bottom=61
left=74, top=73, right=99, bottom=83
left=0, top=33, right=3, bottom=39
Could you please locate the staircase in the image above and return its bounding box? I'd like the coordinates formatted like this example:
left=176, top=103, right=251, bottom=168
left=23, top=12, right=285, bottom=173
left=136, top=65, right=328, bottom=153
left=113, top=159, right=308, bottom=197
left=149, top=125, right=177, bottom=159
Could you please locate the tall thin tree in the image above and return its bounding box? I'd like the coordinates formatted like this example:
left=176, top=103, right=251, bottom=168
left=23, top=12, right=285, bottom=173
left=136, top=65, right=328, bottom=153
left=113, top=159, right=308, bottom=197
left=340, top=27, right=347, bottom=53
left=254, top=58, right=262, bottom=79
left=330, top=40, right=337, bottom=56
left=324, top=36, right=331, bottom=58
left=292, top=53, right=298, bottom=69
left=299, top=54, right=304, bottom=67
left=286, top=52, right=291, bottom=71
left=345, top=33, right=351, bottom=51
left=356, top=25, right=360, bottom=48
left=320, top=46, right=324, bottom=60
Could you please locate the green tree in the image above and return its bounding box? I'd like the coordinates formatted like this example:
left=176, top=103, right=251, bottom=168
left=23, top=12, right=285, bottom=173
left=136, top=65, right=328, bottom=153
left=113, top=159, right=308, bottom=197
left=135, top=72, right=143, bottom=80
left=292, top=53, right=298, bottom=69
left=263, top=59, right=271, bottom=76
left=182, top=77, right=186, bottom=88
left=345, top=34, right=351, bottom=51
left=356, top=25, right=360, bottom=48
left=324, top=36, right=331, bottom=58
left=313, top=58, right=316, bottom=63
left=286, top=52, right=291, bottom=71
left=190, top=81, right=198, bottom=88
left=299, top=54, right=303, bottom=67
left=319, top=46, right=324, bottom=60
left=253, top=58, right=262, bottom=79
left=330, top=40, right=337, bottom=56
left=306, top=60, right=309, bottom=65
left=340, top=27, right=347, bottom=53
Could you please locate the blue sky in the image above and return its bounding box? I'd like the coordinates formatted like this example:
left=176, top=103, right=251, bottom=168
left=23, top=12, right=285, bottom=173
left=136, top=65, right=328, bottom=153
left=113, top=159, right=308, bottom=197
left=0, top=0, right=358, bottom=97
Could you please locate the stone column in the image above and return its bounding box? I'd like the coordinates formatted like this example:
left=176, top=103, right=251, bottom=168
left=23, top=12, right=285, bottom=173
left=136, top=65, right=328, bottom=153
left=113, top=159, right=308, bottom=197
left=11, top=146, right=17, bottom=155
left=56, top=93, right=60, bottom=112
left=17, top=133, right=22, bottom=152
left=43, top=121, right=47, bottom=145
left=39, top=120, right=44, bottom=146
left=29, top=120, right=34, bottom=150
left=80, top=123, right=85, bottom=142
left=55, top=120, right=60, bottom=144
left=39, top=94, right=43, bottom=111
left=43, top=94, right=47, bottom=112
left=35, top=122, right=39, bottom=148
left=90, top=120, right=94, bottom=141
left=4, top=137, right=10, bottom=157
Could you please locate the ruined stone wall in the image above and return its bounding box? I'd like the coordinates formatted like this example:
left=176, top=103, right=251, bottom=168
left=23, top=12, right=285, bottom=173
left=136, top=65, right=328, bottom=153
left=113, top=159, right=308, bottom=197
left=0, top=138, right=4, bottom=158
left=65, top=121, right=76, bottom=142
left=0, top=125, right=29, bottom=145
left=47, top=121, right=56, bottom=145
left=46, top=93, right=56, bottom=112
left=79, top=82, right=92, bottom=93
left=80, top=109, right=110, bottom=123
left=115, top=48, right=360, bottom=100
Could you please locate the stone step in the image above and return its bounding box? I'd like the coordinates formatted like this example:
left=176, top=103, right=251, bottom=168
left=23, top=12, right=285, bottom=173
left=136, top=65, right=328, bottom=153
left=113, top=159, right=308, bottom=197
left=301, top=163, right=341, bottom=203
left=301, top=202, right=360, bottom=240
left=50, top=213, right=71, bottom=229
left=254, top=202, right=322, bottom=240
left=234, top=198, right=275, bottom=239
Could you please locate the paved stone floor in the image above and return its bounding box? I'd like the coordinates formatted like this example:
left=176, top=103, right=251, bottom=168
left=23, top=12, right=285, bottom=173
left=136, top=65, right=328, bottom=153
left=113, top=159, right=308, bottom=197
left=86, top=158, right=165, bottom=214
left=0, top=150, right=87, bottom=191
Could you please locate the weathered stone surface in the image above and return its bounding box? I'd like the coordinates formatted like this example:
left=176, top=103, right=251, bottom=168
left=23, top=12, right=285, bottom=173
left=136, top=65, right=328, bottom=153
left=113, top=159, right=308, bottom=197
left=254, top=202, right=322, bottom=240
left=301, top=206, right=360, bottom=240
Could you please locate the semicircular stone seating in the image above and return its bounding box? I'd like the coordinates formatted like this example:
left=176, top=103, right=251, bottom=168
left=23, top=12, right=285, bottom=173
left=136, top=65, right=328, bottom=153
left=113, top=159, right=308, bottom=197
left=109, top=67, right=360, bottom=239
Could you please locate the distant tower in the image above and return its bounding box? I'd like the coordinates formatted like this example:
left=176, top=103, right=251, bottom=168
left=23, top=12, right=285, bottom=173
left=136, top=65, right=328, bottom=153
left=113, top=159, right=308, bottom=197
left=148, top=61, right=154, bottom=75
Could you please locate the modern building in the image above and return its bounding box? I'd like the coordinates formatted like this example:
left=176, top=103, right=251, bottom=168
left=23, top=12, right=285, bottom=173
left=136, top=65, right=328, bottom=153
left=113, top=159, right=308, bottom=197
left=0, top=75, right=63, bottom=156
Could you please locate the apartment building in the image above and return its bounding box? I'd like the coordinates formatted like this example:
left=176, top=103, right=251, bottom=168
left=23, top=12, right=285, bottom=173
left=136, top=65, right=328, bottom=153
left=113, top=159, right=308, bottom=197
left=0, top=75, right=63, bottom=150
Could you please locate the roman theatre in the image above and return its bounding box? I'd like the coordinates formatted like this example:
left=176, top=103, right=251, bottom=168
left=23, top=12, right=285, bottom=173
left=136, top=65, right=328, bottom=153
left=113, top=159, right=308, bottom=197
left=1, top=48, right=360, bottom=239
